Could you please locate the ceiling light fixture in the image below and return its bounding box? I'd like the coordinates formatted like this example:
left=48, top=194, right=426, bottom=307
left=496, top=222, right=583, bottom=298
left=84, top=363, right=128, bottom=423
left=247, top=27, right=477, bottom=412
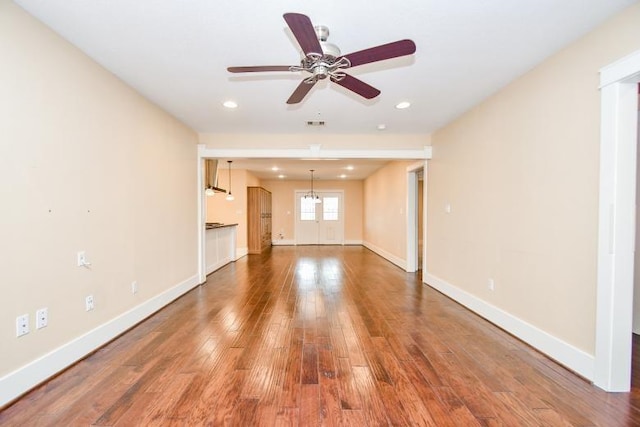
left=395, top=101, right=411, bottom=109
left=304, top=169, right=322, bottom=204
left=225, top=160, right=235, bottom=201
left=278, top=174, right=286, bottom=179
left=223, top=100, right=238, bottom=109
left=345, top=165, right=354, bottom=171
left=339, top=174, right=347, bottom=179
left=204, top=159, right=226, bottom=196
left=377, top=124, right=386, bottom=130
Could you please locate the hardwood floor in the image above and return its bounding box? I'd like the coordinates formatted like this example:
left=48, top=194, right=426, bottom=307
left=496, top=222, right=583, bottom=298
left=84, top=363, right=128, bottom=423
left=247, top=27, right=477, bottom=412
left=2, top=245, right=640, bottom=426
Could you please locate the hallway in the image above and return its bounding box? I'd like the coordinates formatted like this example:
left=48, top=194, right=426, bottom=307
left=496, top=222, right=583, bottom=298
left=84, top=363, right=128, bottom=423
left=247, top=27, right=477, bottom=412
left=2, top=246, right=640, bottom=425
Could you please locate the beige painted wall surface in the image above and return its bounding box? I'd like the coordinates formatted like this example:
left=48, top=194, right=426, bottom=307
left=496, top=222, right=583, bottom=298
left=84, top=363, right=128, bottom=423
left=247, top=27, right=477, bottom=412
left=0, top=2, right=198, bottom=377
left=200, top=133, right=430, bottom=151
left=364, top=161, right=413, bottom=259
left=428, top=3, right=640, bottom=354
left=262, top=179, right=364, bottom=243
left=206, top=169, right=260, bottom=251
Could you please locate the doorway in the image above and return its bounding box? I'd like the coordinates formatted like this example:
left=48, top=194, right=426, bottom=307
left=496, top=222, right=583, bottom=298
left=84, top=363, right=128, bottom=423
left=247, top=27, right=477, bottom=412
left=294, top=190, right=344, bottom=245
left=407, top=161, right=427, bottom=273
left=632, top=86, right=640, bottom=388
left=595, top=49, right=640, bottom=392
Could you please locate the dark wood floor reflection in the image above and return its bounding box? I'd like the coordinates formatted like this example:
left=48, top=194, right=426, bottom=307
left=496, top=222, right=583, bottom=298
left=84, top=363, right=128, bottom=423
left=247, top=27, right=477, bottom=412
left=2, top=246, right=640, bottom=426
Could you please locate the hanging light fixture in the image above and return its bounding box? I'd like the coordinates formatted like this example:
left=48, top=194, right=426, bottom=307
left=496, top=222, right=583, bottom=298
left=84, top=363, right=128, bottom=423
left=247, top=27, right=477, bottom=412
left=225, top=160, right=235, bottom=201
left=304, top=169, right=322, bottom=204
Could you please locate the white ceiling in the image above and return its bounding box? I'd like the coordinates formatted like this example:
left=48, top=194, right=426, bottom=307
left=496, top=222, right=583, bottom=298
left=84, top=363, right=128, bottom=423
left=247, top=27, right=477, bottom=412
left=13, top=0, right=637, bottom=179
left=229, top=158, right=390, bottom=181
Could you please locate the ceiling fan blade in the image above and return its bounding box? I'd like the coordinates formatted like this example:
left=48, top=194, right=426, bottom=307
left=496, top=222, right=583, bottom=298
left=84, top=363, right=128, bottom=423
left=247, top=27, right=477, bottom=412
left=283, top=13, right=323, bottom=56
left=341, top=39, right=416, bottom=68
left=287, top=80, right=316, bottom=104
left=227, top=66, right=293, bottom=73
left=333, top=74, right=380, bottom=100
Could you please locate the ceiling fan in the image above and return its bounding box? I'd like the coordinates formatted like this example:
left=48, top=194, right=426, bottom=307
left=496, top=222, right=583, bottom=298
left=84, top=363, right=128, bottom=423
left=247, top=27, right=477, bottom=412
left=227, top=13, right=416, bottom=104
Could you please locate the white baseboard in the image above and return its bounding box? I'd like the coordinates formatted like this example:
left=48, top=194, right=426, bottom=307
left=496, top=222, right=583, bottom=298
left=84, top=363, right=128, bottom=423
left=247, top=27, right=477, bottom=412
left=235, top=247, right=248, bottom=260
left=362, top=241, right=407, bottom=270
left=0, top=274, right=200, bottom=408
left=206, top=257, right=234, bottom=275
left=423, top=272, right=595, bottom=381
left=272, top=240, right=362, bottom=247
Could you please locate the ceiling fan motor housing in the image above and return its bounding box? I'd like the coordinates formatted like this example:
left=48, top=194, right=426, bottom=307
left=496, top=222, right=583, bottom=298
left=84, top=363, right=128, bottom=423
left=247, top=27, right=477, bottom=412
left=314, top=25, right=341, bottom=58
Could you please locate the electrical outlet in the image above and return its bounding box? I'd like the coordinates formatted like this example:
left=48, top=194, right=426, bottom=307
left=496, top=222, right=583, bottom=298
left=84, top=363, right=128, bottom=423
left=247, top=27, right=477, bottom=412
left=488, top=278, right=495, bottom=291
left=16, top=314, right=29, bottom=337
left=131, top=281, right=138, bottom=294
left=85, top=295, right=94, bottom=311
left=77, top=251, right=91, bottom=267
left=36, top=308, right=48, bottom=329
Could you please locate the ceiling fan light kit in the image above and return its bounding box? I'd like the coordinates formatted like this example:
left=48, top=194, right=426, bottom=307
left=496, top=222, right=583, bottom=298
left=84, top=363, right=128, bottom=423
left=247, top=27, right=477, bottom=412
left=227, top=12, right=416, bottom=104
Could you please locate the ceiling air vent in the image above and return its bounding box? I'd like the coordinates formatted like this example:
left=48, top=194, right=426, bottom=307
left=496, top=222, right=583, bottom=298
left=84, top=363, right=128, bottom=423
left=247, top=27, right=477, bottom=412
left=306, top=120, right=325, bottom=126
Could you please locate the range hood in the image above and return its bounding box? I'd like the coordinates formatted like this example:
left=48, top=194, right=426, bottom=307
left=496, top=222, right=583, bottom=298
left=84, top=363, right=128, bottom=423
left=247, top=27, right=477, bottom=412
left=204, top=159, right=227, bottom=194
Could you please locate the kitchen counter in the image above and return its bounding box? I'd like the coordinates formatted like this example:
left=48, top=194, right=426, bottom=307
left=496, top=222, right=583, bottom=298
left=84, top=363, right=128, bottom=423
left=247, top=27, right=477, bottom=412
left=205, top=222, right=238, bottom=230
left=205, top=223, right=237, bottom=274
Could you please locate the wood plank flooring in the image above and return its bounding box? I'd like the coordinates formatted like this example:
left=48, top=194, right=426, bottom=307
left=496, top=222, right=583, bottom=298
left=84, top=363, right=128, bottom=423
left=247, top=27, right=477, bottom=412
left=2, top=245, right=640, bottom=426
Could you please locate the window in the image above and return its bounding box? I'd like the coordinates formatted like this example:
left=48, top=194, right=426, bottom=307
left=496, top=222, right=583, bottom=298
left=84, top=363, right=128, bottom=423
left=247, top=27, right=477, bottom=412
left=323, top=196, right=339, bottom=221
left=300, top=196, right=316, bottom=221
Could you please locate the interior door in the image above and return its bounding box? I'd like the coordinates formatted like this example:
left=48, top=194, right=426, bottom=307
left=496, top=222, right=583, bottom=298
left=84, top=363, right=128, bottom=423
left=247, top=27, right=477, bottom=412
left=318, top=192, right=343, bottom=244
left=295, top=191, right=344, bottom=245
left=295, top=192, right=319, bottom=244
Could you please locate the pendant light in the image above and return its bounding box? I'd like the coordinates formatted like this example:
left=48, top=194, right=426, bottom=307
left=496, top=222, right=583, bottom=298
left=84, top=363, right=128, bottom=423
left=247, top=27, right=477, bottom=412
left=225, top=160, right=235, bottom=201
left=304, top=169, right=322, bottom=204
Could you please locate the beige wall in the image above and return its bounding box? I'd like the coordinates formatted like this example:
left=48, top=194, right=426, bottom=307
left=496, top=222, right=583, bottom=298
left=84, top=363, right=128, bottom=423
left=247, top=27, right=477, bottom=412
left=428, top=2, right=640, bottom=354
left=206, top=168, right=260, bottom=251
left=364, top=161, right=414, bottom=259
left=0, top=1, right=198, bottom=378
left=262, top=179, right=364, bottom=243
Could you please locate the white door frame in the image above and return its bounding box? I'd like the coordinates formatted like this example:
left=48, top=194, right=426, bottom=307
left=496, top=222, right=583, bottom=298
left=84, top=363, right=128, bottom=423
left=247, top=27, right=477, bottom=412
left=407, top=161, right=427, bottom=273
left=197, top=145, right=432, bottom=281
left=595, top=49, right=640, bottom=392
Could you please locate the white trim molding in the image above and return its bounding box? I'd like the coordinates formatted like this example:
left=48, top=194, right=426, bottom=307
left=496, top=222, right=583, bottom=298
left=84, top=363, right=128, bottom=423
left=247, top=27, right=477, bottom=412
left=363, top=241, right=407, bottom=270
left=406, top=161, right=427, bottom=273
left=595, top=48, right=640, bottom=392
left=272, top=239, right=295, bottom=246
left=424, top=273, right=595, bottom=380
left=344, top=240, right=363, bottom=245
left=236, top=247, right=248, bottom=259
left=200, top=146, right=432, bottom=161
left=0, top=274, right=200, bottom=407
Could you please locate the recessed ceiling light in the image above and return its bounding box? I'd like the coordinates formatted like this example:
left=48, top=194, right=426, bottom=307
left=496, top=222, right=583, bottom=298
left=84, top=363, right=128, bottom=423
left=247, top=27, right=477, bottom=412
left=395, top=101, right=411, bottom=109
left=271, top=166, right=279, bottom=171
left=223, top=100, right=238, bottom=109
left=339, top=174, right=347, bottom=179
left=377, top=124, right=386, bottom=130
left=345, top=165, right=354, bottom=171
left=278, top=174, right=286, bottom=179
